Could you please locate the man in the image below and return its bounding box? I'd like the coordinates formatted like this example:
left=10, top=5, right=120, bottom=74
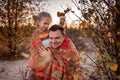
left=27, top=24, right=84, bottom=80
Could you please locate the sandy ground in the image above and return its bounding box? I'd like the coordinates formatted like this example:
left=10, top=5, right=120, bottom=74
left=0, top=51, right=97, bottom=80
left=0, top=59, right=29, bottom=80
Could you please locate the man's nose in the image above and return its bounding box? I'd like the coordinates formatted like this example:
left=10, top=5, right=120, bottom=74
left=52, top=39, right=56, bottom=42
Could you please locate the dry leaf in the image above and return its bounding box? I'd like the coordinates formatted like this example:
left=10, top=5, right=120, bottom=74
left=110, top=64, right=118, bottom=71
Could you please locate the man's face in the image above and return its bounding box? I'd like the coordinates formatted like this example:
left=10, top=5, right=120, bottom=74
left=49, top=30, right=65, bottom=48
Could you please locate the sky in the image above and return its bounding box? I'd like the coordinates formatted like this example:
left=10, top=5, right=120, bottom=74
left=40, top=0, right=80, bottom=25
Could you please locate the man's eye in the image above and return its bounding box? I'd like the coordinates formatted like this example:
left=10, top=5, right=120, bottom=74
left=55, top=37, right=59, bottom=39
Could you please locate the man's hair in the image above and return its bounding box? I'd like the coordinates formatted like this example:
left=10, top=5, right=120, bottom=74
left=49, top=24, right=65, bottom=35
left=37, top=12, right=52, bottom=21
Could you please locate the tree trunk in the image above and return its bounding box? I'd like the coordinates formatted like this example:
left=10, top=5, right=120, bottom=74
left=115, top=0, right=120, bottom=75
left=7, top=0, right=16, bottom=57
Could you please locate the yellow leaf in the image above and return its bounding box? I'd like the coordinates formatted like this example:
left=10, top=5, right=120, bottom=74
left=78, top=36, right=82, bottom=40
left=99, top=70, right=103, bottom=75
left=109, top=38, right=114, bottom=43
left=83, top=58, right=87, bottom=64
left=80, top=21, right=87, bottom=27
left=107, top=32, right=112, bottom=37
left=73, top=73, right=79, bottom=80
left=93, top=67, right=96, bottom=71
left=110, top=64, right=118, bottom=71
left=91, top=32, right=96, bottom=37
left=79, top=51, right=85, bottom=57
left=117, top=32, right=120, bottom=35
left=96, top=51, right=103, bottom=61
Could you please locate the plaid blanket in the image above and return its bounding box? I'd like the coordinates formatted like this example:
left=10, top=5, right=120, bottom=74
left=28, top=32, right=84, bottom=80
left=29, top=29, right=48, bottom=57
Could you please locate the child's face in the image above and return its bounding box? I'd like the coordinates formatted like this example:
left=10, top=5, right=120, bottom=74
left=37, top=17, right=51, bottom=32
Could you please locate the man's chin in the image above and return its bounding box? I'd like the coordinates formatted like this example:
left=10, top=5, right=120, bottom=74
left=51, top=45, right=58, bottom=49
left=52, top=46, right=57, bottom=49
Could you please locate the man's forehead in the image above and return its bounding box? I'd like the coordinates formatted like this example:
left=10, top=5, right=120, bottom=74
left=49, top=30, right=63, bottom=37
left=49, top=30, right=61, bottom=34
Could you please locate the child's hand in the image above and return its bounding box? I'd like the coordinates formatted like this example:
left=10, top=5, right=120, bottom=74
left=38, top=46, right=51, bottom=62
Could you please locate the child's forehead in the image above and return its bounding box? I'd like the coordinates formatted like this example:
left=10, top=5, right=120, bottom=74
left=39, top=17, right=51, bottom=21
left=39, top=16, right=51, bottom=19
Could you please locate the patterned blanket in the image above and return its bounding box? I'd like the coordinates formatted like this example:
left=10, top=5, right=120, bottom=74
left=28, top=31, right=85, bottom=80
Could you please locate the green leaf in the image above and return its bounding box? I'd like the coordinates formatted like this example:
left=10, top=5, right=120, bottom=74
left=84, top=57, right=87, bottom=64
left=111, top=71, right=115, bottom=75
left=103, top=52, right=111, bottom=60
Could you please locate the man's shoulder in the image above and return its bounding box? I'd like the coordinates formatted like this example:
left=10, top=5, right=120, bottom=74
left=66, top=37, right=77, bottom=49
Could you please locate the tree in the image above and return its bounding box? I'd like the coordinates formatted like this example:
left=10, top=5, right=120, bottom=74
left=115, top=0, right=120, bottom=74
left=0, top=0, right=50, bottom=59
left=58, top=0, right=120, bottom=79
left=0, top=0, right=32, bottom=59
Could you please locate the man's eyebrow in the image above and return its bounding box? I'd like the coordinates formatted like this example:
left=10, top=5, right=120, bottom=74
left=49, top=37, right=60, bottom=38
left=55, top=37, right=60, bottom=39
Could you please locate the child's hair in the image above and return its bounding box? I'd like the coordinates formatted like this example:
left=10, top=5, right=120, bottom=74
left=37, top=12, right=52, bottom=21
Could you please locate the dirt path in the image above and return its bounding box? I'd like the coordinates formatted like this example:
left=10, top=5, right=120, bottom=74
left=0, top=59, right=29, bottom=80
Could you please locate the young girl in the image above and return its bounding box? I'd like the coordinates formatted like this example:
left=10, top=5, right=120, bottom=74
left=25, top=12, right=52, bottom=80
left=30, top=11, right=52, bottom=56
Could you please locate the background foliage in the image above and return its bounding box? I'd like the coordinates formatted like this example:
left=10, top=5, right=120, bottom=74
left=58, top=0, right=120, bottom=79
left=0, top=0, right=47, bottom=59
